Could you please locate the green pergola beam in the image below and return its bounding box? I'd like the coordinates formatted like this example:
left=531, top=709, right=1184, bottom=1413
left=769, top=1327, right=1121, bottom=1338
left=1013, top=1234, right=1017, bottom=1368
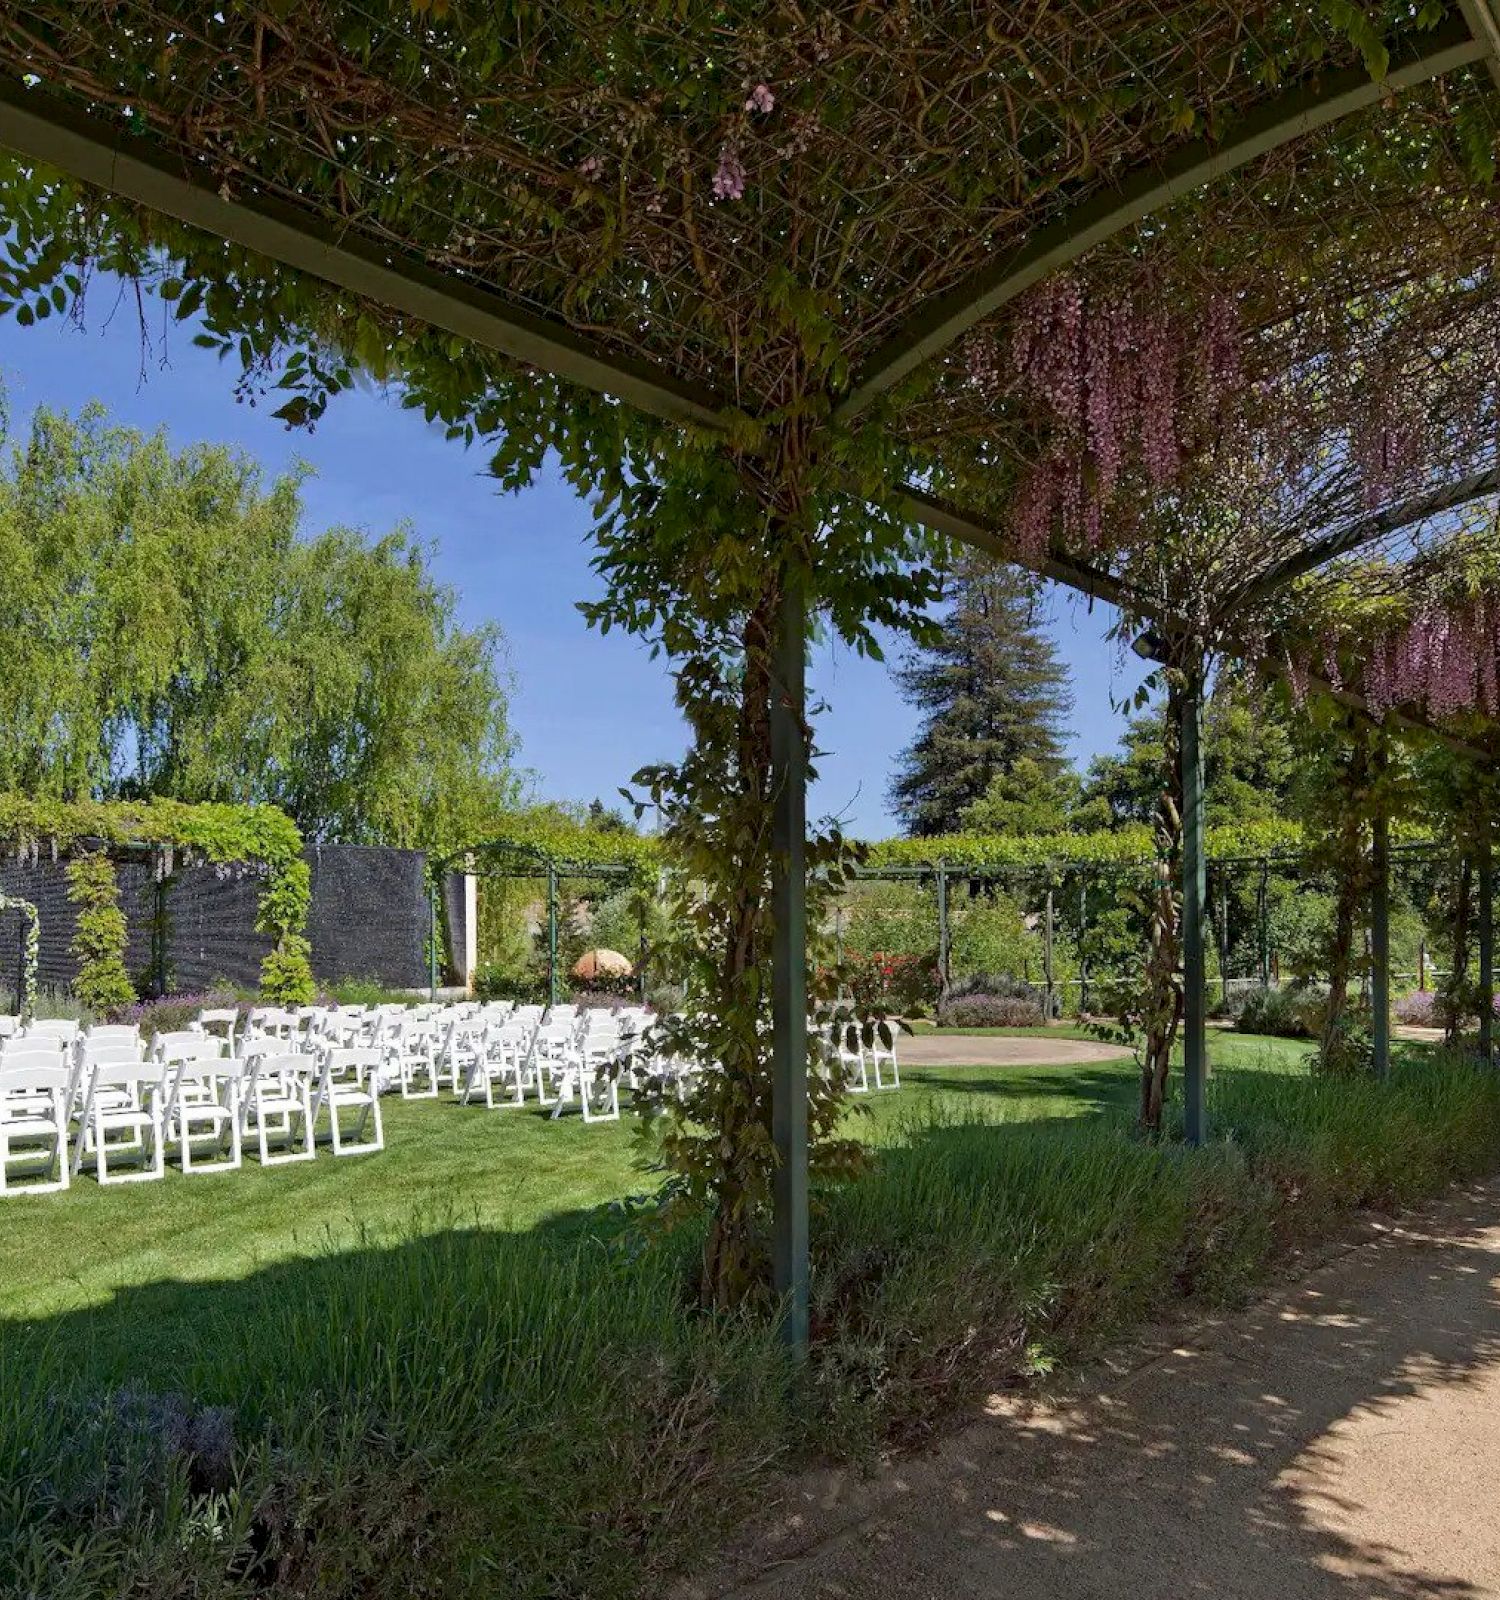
left=895, top=485, right=1133, bottom=607
left=1460, top=0, right=1500, bottom=89
left=834, top=18, right=1488, bottom=422
left=0, top=78, right=725, bottom=434
left=1224, top=463, right=1500, bottom=617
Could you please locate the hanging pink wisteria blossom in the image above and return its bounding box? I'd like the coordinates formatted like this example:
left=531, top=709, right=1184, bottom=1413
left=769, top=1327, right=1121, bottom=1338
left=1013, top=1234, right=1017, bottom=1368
left=986, top=276, right=1245, bottom=557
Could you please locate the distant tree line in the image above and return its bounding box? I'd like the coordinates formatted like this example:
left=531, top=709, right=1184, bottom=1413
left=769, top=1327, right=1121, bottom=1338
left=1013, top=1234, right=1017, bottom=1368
left=891, top=553, right=1300, bottom=838
left=0, top=400, right=517, bottom=848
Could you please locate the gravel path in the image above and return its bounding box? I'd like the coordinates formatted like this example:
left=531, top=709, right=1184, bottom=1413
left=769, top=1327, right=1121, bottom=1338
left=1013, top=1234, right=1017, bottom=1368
left=689, top=1177, right=1500, bottom=1600
left=897, top=1032, right=1127, bottom=1068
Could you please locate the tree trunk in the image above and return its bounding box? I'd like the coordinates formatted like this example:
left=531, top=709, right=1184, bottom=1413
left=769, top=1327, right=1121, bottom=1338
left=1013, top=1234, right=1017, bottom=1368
left=699, top=583, right=779, bottom=1309
left=1139, top=679, right=1184, bottom=1133
left=1445, top=857, right=1473, bottom=1049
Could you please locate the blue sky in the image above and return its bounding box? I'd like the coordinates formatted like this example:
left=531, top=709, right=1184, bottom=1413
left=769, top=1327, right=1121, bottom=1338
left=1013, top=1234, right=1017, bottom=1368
left=0, top=300, right=1150, bottom=836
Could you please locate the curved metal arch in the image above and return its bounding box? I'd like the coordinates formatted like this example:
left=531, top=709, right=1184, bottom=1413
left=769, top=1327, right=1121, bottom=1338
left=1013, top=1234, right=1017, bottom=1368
left=835, top=17, right=1489, bottom=423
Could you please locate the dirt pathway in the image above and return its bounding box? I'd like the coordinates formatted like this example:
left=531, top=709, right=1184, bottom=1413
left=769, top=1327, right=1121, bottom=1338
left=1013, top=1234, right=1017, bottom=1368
left=897, top=1032, right=1126, bottom=1068
left=691, top=1178, right=1500, bottom=1600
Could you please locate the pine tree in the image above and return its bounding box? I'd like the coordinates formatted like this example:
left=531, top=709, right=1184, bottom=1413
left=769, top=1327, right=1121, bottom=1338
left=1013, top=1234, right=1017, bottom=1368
left=891, top=559, right=1073, bottom=835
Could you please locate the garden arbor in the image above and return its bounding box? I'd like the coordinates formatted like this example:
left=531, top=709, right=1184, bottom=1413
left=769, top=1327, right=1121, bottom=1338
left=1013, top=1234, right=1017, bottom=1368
left=2, top=3, right=1500, bottom=1344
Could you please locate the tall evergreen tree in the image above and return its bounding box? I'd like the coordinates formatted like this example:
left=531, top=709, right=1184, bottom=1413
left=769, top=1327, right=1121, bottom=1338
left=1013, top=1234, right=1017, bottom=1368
left=890, top=558, right=1073, bottom=835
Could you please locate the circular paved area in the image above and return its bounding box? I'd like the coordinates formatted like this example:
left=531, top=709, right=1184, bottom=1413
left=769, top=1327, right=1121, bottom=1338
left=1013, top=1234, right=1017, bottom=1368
left=898, top=1031, right=1128, bottom=1068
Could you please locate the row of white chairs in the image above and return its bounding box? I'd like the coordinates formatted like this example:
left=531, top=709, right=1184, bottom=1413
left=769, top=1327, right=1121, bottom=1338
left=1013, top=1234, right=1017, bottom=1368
left=0, top=1026, right=383, bottom=1196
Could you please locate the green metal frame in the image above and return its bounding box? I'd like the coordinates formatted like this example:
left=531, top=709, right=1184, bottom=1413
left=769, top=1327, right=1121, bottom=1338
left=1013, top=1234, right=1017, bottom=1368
left=1179, top=669, right=1209, bottom=1146
left=427, top=838, right=635, bottom=1002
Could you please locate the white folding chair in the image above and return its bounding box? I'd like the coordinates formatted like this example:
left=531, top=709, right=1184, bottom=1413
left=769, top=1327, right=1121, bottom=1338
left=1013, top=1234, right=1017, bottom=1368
left=157, top=1035, right=241, bottom=1174
left=75, top=1059, right=166, bottom=1184
left=240, top=1051, right=317, bottom=1165
left=196, top=1008, right=240, bottom=1052
left=313, top=1047, right=384, bottom=1156
left=832, top=1021, right=870, bottom=1093
left=83, top=1023, right=140, bottom=1050
left=459, top=1018, right=531, bottom=1109
left=387, top=1018, right=440, bottom=1099
left=0, top=1050, right=71, bottom=1194
left=24, top=1018, right=80, bottom=1046
left=868, top=1022, right=900, bottom=1090
left=0, top=1015, right=20, bottom=1041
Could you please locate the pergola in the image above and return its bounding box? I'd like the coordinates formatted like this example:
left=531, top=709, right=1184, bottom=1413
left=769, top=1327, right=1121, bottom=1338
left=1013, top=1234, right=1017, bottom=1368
left=2, top=2, right=1498, bottom=1347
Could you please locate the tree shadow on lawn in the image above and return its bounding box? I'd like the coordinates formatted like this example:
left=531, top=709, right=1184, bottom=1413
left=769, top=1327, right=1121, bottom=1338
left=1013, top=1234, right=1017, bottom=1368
left=900, top=1064, right=1138, bottom=1119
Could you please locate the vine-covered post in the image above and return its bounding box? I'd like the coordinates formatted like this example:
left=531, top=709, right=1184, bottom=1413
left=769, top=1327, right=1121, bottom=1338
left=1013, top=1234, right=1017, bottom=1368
left=935, top=865, right=950, bottom=999
left=1180, top=663, right=1208, bottom=1146
left=428, top=878, right=438, bottom=1001
left=1043, top=884, right=1055, bottom=1019
left=1479, top=820, right=1494, bottom=1067
left=1077, top=873, right=1088, bottom=1016
left=1371, top=808, right=1391, bottom=1079
left=770, top=576, right=809, bottom=1354
left=546, top=864, right=559, bottom=1009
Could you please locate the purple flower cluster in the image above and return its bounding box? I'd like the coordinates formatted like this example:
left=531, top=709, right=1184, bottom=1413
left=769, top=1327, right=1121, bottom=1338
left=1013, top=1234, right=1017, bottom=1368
left=1347, top=596, right=1500, bottom=721
left=713, top=143, right=746, bottom=200
left=980, top=277, right=1244, bottom=559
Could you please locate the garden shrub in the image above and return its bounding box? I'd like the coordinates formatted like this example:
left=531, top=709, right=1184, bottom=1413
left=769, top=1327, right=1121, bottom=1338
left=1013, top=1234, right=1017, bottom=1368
left=936, top=993, right=1044, bottom=1028
left=1236, top=984, right=1324, bottom=1039
left=107, top=989, right=246, bottom=1036
left=64, top=852, right=136, bottom=1012
left=1395, top=989, right=1440, bottom=1026
left=475, top=964, right=548, bottom=1004
left=841, top=949, right=938, bottom=1014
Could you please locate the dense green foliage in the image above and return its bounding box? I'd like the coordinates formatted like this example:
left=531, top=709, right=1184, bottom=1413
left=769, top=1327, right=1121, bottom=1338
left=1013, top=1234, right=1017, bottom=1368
left=0, top=892, right=38, bottom=1019
left=1074, top=674, right=1298, bottom=831
left=0, top=793, right=313, bottom=1003
left=0, top=401, right=516, bottom=849
left=63, top=851, right=134, bottom=1011
left=4, top=1044, right=1497, bottom=1599
left=891, top=559, right=1073, bottom=836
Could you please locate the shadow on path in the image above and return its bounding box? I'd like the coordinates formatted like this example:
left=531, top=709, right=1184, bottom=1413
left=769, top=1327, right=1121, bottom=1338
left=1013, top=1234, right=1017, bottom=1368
left=692, top=1179, right=1500, bottom=1600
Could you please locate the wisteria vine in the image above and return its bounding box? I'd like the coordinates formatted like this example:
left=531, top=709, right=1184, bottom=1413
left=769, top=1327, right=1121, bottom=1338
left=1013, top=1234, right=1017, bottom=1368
left=1288, top=594, right=1500, bottom=722
left=964, top=277, right=1243, bottom=561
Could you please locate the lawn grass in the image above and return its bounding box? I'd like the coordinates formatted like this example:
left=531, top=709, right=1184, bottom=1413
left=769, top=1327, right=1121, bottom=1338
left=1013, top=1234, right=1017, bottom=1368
left=6, top=1030, right=1497, bottom=1600
left=0, top=1029, right=1312, bottom=1333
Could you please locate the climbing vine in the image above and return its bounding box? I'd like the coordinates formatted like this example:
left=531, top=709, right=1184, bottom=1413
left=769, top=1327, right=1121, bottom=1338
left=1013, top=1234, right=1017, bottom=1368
left=0, top=795, right=314, bottom=1004
left=0, top=892, right=39, bottom=1022
left=64, top=850, right=135, bottom=1011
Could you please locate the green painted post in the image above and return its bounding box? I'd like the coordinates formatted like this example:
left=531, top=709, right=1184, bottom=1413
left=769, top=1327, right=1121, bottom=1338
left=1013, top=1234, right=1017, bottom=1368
left=547, top=865, right=559, bottom=1010
left=1259, top=859, right=1270, bottom=991
left=1371, top=810, right=1391, bottom=1080
left=1181, top=669, right=1209, bottom=1146
left=1043, top=886, right=1055, bottom=1019
left=1479, top=826, right=1494, bottom=1067
left=153, top=873, right=169, bottom=999
left=1078, top=875, right=1088, bottom=1016
left=1216, top=866, right=1231, bottom=1009
left=770, top=577, right=809, bottom=1354
left=428, top=880, right=438, bottom=1001
left=936, top=866, right=950, bottom=998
